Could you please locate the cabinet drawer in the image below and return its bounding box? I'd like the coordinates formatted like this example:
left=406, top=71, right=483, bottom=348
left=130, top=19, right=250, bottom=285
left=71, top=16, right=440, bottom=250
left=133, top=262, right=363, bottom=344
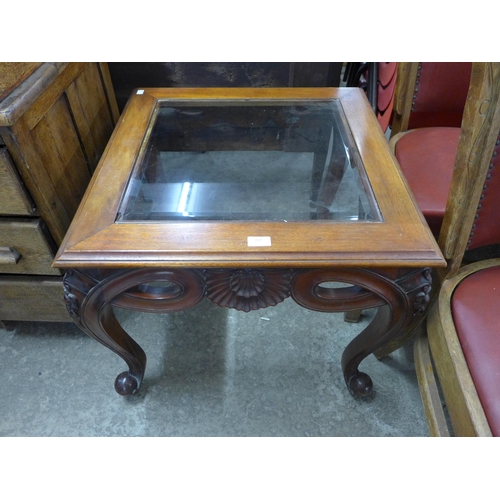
left=0, top=218, right=61, bottom=275
left=0, top=147, right=35, bottom=215
left=0, top=275, right=69, bottom=321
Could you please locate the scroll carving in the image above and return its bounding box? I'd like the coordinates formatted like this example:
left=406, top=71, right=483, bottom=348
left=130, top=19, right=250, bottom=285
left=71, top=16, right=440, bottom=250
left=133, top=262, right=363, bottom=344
left=409, top=268, right=432, bottom=314
left=62, top=266, right=435, bottom=397
left=63, top=271, right=80, bottom=318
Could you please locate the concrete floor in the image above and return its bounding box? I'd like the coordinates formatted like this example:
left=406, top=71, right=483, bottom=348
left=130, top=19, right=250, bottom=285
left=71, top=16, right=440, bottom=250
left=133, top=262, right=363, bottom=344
left=0, top=298, right=430, bottom=436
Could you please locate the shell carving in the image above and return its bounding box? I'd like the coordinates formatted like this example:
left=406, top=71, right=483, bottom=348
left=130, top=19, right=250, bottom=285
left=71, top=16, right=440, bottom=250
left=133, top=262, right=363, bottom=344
left=204, top=268, right=293, bottom=312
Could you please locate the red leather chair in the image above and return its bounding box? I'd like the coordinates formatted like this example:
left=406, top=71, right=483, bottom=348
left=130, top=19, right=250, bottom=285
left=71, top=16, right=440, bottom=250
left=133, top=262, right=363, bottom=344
left=414, top=62, right=500, bottom=436
left=390, top=62, right=473, bottom=236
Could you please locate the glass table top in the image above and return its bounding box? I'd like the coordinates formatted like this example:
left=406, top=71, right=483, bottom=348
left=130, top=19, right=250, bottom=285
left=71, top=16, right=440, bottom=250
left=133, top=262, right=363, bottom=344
left=117, top=99, right=382, bottom=223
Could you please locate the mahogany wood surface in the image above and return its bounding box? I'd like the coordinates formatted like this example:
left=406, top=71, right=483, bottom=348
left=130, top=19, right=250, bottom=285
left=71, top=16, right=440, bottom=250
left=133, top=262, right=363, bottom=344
left=54, top=87, right=444, bottom=397
left=63, top=265, right=433, bottom=396
left=54, top=87, right=444, bottom=269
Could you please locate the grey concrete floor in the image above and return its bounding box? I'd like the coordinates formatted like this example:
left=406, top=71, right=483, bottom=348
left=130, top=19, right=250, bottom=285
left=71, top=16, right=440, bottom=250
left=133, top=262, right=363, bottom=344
left=0, top=298, right=429, bottom=436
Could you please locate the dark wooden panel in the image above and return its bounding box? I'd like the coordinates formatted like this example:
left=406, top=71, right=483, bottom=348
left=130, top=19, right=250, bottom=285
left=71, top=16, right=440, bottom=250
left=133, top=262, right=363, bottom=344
left=108, top=62, right=343, bottom=111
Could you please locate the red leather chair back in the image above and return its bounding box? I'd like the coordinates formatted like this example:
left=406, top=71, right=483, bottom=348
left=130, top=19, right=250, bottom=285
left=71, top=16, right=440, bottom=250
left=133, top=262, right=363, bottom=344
left=408, top=62, right=473, bottom=129
left=467, top=130, right=500, bottom=251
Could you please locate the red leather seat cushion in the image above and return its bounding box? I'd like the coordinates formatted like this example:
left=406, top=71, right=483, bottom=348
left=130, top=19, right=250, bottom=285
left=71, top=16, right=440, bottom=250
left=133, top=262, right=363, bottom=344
left=395, top=127, right=461, bottom=235
left=452, top=265, right=500, bottom=436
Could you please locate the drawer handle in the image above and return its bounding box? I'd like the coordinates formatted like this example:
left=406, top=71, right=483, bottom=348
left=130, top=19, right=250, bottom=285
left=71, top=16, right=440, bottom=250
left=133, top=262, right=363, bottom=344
left=0, top=246, right=22, bottom=265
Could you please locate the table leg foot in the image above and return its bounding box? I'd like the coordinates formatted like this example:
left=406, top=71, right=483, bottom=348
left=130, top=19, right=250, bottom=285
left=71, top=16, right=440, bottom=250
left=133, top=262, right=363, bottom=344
left=115, top=371, right=140, bottom=396
left=63, top=268, right=205, bottom=395
left=292, top=268, right=432, bottom=397
left=79, top=294, right=147, bottom=396
left=63, top=266, right=431, bottom=398
left=344, top=309, right=362, bottom=323
left=346, top=371, right=373, bottom=397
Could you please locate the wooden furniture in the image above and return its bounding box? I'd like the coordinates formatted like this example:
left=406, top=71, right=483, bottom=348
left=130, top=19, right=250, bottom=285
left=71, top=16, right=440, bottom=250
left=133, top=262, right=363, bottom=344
left=390, top=62, right=472, bottom=136
left=107, top=63, right=344, bottom=112
left=53, top=87, right=445, bottom=397
left=414, top=62, right=500, bottom=436
left=389, top=62, right=473, bottom=236
left=344, top=62, right=398, bottom=132
left=0, top=62, right=119, bottom=322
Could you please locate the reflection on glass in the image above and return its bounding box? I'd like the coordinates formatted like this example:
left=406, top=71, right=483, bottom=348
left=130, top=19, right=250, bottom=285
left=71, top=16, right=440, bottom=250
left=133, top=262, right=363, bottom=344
left=117, top=100, right=381, bottom=222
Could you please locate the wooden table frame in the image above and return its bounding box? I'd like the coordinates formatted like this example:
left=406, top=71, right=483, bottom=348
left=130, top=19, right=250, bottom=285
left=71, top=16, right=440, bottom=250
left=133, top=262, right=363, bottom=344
left=54, top=87, right=445, bottom=397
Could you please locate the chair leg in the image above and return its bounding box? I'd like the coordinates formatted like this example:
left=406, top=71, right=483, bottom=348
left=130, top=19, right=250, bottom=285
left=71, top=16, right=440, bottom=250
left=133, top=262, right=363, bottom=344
left=414, top=327, right=450, bottom=437
left=344, top=309, right=362, bottom=323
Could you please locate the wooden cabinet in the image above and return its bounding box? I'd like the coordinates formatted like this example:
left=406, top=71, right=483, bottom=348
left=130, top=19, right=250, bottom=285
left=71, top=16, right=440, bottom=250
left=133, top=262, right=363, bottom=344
left=108, top=63, right=343, bottom=111
left=0, top=62, right=119, bottom=321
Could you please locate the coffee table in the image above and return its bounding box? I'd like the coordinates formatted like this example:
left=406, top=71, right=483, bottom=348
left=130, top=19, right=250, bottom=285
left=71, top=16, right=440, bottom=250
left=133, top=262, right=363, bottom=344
left=53, top=87, right=445, bottom=397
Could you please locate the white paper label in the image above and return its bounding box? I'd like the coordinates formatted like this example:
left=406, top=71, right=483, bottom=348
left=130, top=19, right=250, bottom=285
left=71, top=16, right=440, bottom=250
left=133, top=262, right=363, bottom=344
left=247, top=236, right=272, bottom=247
left=136, top=89, right=145, bottom=95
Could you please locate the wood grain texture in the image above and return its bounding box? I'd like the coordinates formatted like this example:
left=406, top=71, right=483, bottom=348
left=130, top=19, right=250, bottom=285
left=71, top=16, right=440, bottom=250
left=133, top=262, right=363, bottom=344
left=2, top=118, right=74, bottom=244
left=0, top=62, right=119, bottom=322
left=0, top=63, right=43, bottom=101
left=0, top=218, right=61, bottom=275
left=54, top=87, right=445, bottom=270
left=0, top=147, right=35, bottom=215
left=0, top=275, right=68, bottom=321
left=439, top=63, right=500, bottom=276
left=0, top=63, right=62, bottom=126
left=98, top=63, right=120, bottom=123
left=390, top=62, right=419, bottom=136
left=65, top=63, right=115, bottom=171
left=22, top=63, right=85, bottom=131
left=413, top=326, right=451, bottom=436
left=1, top=63, right=119, bottom=245
left=32, top=95, right=92, bottom=218
left=416, top=64, right=500, bottom=437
